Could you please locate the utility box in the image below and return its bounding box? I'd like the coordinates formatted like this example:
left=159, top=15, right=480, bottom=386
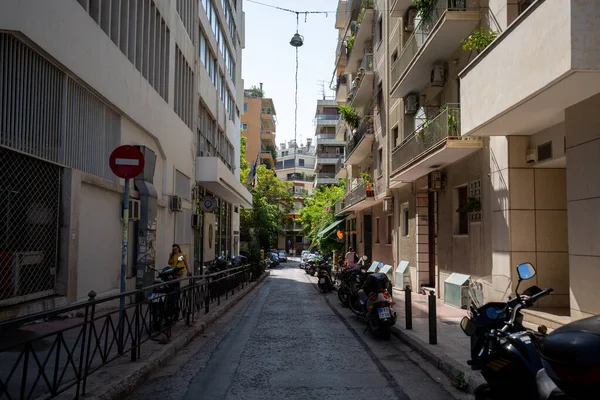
left=395, top=261, right=410, bottom=290
left=444, top=273, right=471, bottom=309
left=368, top=261, right=382, bottom=273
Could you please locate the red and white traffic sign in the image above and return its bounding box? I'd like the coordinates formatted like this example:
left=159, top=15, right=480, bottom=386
left=109, top=145, right=145, bottom=179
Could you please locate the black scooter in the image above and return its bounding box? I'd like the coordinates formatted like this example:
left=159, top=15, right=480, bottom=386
left=351, top=272, right=397, bottom=339
left=148, top=265, right=185, bottom=331
left=317, top=264, right=333, bottom=293
left=460, top=262, right=554, bottom=400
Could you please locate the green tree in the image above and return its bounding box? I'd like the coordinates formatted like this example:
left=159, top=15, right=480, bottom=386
left=299, top=180, right=346, bottom=254
left=240, top=165, right=293, bottom=256
left=240, top=133, right=250, bottom=184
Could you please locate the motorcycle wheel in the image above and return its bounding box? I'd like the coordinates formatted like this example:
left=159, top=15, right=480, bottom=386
left=338, top=286, right=349, bottom=305
left=381, top=327, right=392, bottom=340
left=348, top=293, right=363, bottom=316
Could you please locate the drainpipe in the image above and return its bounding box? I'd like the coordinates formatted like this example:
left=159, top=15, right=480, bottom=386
left=134, top=146, right=158, bottom=289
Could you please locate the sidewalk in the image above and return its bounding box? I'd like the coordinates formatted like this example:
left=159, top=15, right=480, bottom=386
left=390, top=288, right=485, bottom=392
left=0, top=272, right=269, bottom=400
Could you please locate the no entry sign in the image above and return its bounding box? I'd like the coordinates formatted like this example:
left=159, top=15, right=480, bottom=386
left=109, top=145, right=145, bottom=179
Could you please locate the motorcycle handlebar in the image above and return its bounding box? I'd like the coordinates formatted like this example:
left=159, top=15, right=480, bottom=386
left=501, top=287, right=554, bottom=332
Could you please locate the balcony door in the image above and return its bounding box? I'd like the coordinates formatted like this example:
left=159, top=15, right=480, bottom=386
left=363, top=215, right=372, bottom=261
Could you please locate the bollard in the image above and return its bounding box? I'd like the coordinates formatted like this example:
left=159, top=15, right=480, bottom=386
left=428, top=291, right=437, bottom=345
left=405, top=285, right=412, bottom=330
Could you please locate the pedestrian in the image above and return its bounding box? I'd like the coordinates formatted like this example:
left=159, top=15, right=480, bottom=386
left=169, top=244, right=191, bottom=277
left=345, top=247, right=357, bottom=269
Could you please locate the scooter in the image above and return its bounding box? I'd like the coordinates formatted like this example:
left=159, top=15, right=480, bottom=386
left=460, top=262, right=555, bottom=400
left=352, top=272, right=397, bottom=339
left=317, top=263, right=333, bottom=293
left=148, top=262, right=185, bottom=332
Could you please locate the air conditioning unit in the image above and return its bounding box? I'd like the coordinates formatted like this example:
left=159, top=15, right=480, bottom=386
left=169, top=195, right=183, bottom=212
left=383, top=197, right=393, bottom=213
left=191, top=213, right=201, bottom=228
left=526, top=148, right=537, bottom=163
left=430, top=64, right=446, bottom=87
left=405, top=8, right=418, bottom=32
left=404, top=93, right=418, bottom=115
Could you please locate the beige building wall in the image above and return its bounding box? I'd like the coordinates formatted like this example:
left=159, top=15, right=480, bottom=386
left=242, top=97, right=262, bottom=166
left=565, top=93, right=600, bottom=319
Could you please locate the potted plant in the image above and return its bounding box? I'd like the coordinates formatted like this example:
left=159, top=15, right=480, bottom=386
left=338, top=105, right=360, bottom=130
left=456, top=197, right=482, bottom=214
left=360, top=172, right=374, bottom=191
left=461, top=27, right=498, bottom=53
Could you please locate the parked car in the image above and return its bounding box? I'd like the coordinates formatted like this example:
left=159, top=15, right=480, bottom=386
left=278, top=251, right=287, bottom=262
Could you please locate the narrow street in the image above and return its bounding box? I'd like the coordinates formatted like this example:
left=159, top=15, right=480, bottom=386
left=129, top=261, right=467, bottom=400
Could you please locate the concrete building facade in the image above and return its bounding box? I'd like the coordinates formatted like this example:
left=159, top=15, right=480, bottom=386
left=241, top=86, right=277, bottom=169
left=332, top=0, right=600, bottom=327
left=0, top=0, right=251, bottom=320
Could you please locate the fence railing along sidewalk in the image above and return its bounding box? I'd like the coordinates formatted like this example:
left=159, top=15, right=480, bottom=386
left=0, top=264, right=263, bottom=400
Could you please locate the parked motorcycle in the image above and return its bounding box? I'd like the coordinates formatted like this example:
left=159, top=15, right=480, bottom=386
left=317, top=263, right=333, bottom=293
left=148, top=262, right=185, bottom=331
left=349, top=272, right=397, bottom=339
left=460, top=262, right=555, bottom=400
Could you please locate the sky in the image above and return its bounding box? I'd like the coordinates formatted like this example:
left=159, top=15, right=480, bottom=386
left=242, top=0, right=340, bottom=148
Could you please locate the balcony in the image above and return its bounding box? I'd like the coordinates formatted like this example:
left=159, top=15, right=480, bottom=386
left=390, top=0, right=479, bottom=99
left=390, top=105, right=482, bottom=184
left=335, top=182, right=375, bottom=215
left=335, top=74, right=348, bottom=103
left=260, top=130, right=276, bottom=147
left=391, top=0, right=415, bottom=17
left=347, top=53, right=374, bottom=107
left=195, top=157, right=252, bottom=208
left=335, top=156, right=346, bottom=178
left=285, top=222, right=304, bottom=232
left=315, top=114, right=340, bottom=127
left=286, top=172, right=314, bottom=183
left=460, top=0, right=600, bottom=137
left=315, top=134, right=345, bottom=147
left=260, top=151, right=274, bottom=167
left=346, top=7, right=375, bottom=75
left=335, top=0, right=348, bottom=28
left=315, top=153, right=341, bottom=168
left=314, top=172, right=339, bottom=188
left=334, top=36, right=348, bottom=68
left=345, top=116, right=374, bottom=166
left=290, top=188, right=309, bottom=198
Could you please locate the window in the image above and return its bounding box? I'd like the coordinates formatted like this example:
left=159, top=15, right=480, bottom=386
left=376, top=16, right=383, bottom=46
left=377, top=148, right=383, bottom=177
left=387, top=215, right=393, bottom=244
left=402, top=203, right=409, bottom=236
left=456, top=186, right=469, bottom=235
left=241, top=123, right=247, bottom=131
left=392, top=126, right=399, bottom=147
left=296, top=235, right=303, bottom=243
left=375, top=218, right=380, bottom=244
left=299, top=158, right=305, bottom=167
left=244, top=103, right=248, bottom=112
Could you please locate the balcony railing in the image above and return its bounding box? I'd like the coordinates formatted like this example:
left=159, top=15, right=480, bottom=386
left=391, top=0, right=476, bottom=87
left=335, top=156, right=344, bottom=176
left=339, top=182, right=375, bottom=210
left=261, top=107, right=275, bottom=115
left=315, top=114, right=340, bottom=121
left=316, top=153, right=342, bottom=164
left=286, top=173, right=314, bottom=182
left=316, top=172, right=336, bottom=179
left=345, top=115, right=374, bottom=157
left=290, top=188, right=309, bottom=197
left=347, top=53, right=374, bottom=104
left=391, top=104, right=461, bottom=174
left=315, top=134, right=336, bottom=140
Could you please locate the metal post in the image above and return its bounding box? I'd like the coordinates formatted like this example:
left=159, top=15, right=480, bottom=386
left=119, top=179, right=130, bottom=353
left=428, top=291, right=437, bottom=345
left=405, top=285, right=412, bottom=330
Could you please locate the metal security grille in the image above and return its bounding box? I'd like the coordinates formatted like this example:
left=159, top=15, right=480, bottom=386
left=0, top=147, right=60, bottom=303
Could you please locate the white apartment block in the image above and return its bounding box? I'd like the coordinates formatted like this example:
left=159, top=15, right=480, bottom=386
left=334, top=0, right=600, bottom=328
left=0, top=0, right=251, bottom=319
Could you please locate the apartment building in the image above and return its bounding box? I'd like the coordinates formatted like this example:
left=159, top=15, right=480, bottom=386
left=330, top=0, right=600, bottom=327
left=313, top=99, right=345, bottom=188
left=0, top=0, right=251, bottom=319
left=459, top=0, right=600, bottom=324
left=334, top=0, right=394, bottom=267
left=275, top=140, right=316, bottom=253
left=241, top=85, right=277, bottom=169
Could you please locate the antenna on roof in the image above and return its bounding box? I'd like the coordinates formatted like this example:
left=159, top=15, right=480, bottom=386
left=317, top=80, right=327, bottom=100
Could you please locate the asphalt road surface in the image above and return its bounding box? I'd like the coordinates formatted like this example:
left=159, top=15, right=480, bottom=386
left=129, top=260, right=470, bottom=400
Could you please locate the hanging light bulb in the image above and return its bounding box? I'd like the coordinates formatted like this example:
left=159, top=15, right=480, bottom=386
left=290, top=33, right=304, bottom=47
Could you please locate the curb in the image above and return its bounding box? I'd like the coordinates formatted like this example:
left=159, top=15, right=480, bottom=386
left=84, top=271, right=270, bottom=400
left=390, top=326, right=485, bottom=394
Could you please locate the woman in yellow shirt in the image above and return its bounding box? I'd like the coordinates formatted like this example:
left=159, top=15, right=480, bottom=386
left=168, top=244, right=191, bottom=277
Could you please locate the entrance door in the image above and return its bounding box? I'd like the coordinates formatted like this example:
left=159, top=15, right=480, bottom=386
left=363, top=215, right=372, bottom=261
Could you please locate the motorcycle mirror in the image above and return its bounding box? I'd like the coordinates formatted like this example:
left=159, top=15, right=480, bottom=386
left=460, top=317, right=476, bottom=336
left=516, top=262, right=536, bottom=281
left=362, top=255, right=368, bottom=261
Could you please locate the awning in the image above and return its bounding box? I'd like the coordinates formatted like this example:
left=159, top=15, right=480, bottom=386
left=317, top=219, right=344, bottom=238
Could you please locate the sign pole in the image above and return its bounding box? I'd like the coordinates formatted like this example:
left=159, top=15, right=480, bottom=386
left=118, top=178, right=130, bottom=352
